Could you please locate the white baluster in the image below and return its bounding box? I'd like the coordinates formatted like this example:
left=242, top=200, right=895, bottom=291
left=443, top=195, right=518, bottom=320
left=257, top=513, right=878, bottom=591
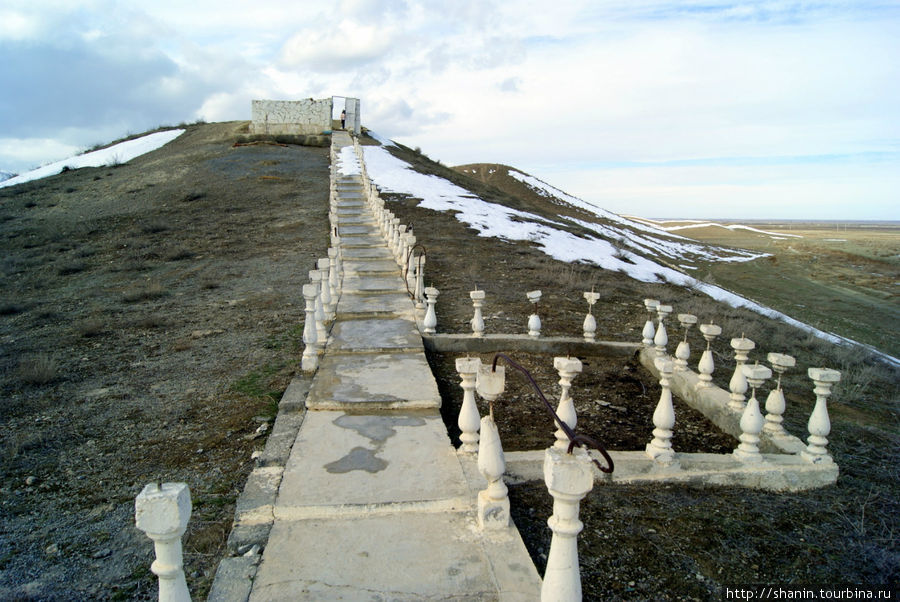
left=646, top=358, right=676, bottom=464
left=455, top=357, right=482, bottom=453
left=552, top=357, right=583, bottom=451
left=541, top=447, right=593, bottom=602
left=406, top=234, right=417, bottom=288
left=674, top=313, right=697, bottom=371
left=583, top=291, right=600, bottom=342
left=414, top=254, right=425, bottom=310
left=301, top=284, right=319, bottom=372
left=641, top=299, right=659, bottom=346
left=423, top=287, right=439, bottom=334
left=653, top=304, right=672, bottom=356
left=728, top=336, right=755, bottom=410
left=393, top=224, right=407, bottom=263
left=696, top=323, right=722, bottom=389
left=733, top=363, right=771, bottom=463
left=135, top=482, right=192, bottom=602
left=317, top=258, right=334, bottom=318
left=309, top=270, right=327, bottom=345
left=763, top=352, right=796, bottom=437
left=477, top=415, right=509, bottom=530
left=801, top=368, right=840, bottom=464
left=470, top=289, right=486, bottom=338
left=327, top=248, right=339, bottom=299
left=526, top=290, right=542, bottom=337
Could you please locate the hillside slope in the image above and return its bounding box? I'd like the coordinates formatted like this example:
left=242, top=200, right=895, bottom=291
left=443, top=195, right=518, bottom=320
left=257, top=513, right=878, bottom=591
left=0, top=123, right=896, bottom=600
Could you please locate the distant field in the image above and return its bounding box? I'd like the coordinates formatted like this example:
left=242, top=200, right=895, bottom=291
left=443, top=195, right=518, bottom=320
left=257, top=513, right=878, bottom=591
left=667, top=221, right=899, bottom=358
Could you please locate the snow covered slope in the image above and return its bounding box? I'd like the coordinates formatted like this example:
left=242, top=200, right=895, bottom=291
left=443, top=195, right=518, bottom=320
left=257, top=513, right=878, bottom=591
left=355, top=141, right=899, bottom=366
left=0, top=129, right=184, bottom=189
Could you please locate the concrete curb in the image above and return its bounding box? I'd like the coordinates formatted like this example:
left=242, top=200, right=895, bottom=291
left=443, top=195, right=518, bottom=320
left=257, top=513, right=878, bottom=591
left=207, top=373, right=312, bottom=601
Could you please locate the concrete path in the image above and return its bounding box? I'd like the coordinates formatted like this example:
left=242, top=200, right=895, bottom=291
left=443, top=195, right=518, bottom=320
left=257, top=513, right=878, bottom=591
left=244, top=132, right=542, bottom=601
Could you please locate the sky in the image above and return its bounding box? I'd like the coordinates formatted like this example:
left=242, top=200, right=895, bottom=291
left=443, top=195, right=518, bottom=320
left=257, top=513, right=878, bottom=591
left=1, top=0, right=898, bottom=220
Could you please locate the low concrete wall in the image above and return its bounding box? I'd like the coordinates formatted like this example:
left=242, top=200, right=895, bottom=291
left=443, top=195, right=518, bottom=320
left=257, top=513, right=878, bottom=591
left=250, top=99, right=332, bottom=135
left=637, top=347, right=807, bottom=455
left=505, top=449, right=838, bottom=492
left=422, top=333, right=641, bottom=357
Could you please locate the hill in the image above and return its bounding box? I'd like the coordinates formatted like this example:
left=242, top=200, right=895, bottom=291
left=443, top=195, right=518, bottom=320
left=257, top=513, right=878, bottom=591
left=0, top=122, right=897, bottom=599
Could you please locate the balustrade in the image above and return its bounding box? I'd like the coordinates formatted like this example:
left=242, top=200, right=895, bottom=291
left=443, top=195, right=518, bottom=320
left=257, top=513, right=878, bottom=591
left=135, top=482, right=192, bottom=602
left=654, top=304, right=672, bottom=356
left=582, top=291, right=600, bottom=341
left=763, top=352, right=795, bottom=437
left=526, top=290, right=542, bottom=337
left=802, top=368, right=840, bottom=464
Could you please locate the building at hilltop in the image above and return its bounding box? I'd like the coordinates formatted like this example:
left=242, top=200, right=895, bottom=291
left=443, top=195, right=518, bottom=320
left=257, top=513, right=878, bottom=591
left=250, top=97, right=360, bottom=136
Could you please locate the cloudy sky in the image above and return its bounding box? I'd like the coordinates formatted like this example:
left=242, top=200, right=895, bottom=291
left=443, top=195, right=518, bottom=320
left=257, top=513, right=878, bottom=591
left=1, top=1, right=898, bottom=220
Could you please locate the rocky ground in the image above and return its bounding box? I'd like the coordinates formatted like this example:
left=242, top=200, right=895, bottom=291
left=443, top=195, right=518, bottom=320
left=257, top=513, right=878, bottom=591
left=0, top=122, right=329, bottom=599
left=0, top=124, right=897, bottom=600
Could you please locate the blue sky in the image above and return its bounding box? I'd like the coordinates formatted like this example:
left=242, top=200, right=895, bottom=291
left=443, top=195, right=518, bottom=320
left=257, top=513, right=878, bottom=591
left=1, top=0, right=898, bottom=220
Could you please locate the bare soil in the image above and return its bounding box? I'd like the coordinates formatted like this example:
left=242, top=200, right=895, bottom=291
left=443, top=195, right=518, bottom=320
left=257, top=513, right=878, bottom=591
left=0, top=127, right=896, bottom=601
left=0, top=122, right=329, bottom=600
left=381, top=141, right=900, bottom=599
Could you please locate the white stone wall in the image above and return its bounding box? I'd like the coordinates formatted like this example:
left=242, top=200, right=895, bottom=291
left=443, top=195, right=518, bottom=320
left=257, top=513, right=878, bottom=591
left=251, top=99, right=333, bottom=135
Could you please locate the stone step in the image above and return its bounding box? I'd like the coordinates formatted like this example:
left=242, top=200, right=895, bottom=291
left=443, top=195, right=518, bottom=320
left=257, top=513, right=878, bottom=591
left=342, top=259, right=401, bottom=276
left=341, top=275, right=407, bottom=293
left=327, top=317, right=422, bottom=353
left=338, top=225, right=381, bottom=237
left=305, top=351, right=441, bottom=410
left=336, top=215, right=377, bottom=226
left=335, top=292, right=415, bottom=317
left=273, top=411, right=467, bottom=511
left=341, top=237, right=392, bottom=249
left=340, top=246, right=395, bottom=260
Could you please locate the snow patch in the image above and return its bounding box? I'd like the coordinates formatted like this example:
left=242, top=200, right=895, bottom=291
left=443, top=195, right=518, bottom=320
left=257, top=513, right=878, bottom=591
left=0, top=129, right=185, bottom=189
left=361, top=145, right=899, bottom=367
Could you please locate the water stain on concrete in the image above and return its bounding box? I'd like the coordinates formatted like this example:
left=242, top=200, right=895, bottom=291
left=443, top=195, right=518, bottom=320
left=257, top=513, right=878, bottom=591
left=333, top=414, right=426, bottom=443
left=324, top=446, right=389, bottom=474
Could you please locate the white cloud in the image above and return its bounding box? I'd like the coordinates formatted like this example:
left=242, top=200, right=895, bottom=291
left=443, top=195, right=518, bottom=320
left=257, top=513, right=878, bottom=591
left=0, top=137, right=82, bottom=174
left=0, top=9, right=40, bottom=40
left=280, top=19, right=395, bottom=72
left=1, top=0, right=896, bottom=219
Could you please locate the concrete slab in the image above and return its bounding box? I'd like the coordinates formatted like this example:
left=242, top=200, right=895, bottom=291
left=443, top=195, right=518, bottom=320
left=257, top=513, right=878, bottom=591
left=208, top=555, right=259, bottom=602
left=249, top=511, right=500, bottom=602
left=340, top=246, right=394, bottom=260
left=276, top=410, right=469, bottom=510
left=342, top=275, right=407, bottom=293
left=305, top=352, right=441, bottom=409
left=338, top=225, right=380, bottom=236
left=342, top=259, right=400, bottom=276
left=336, top=215, right=376, bottom=225
left=336, top=292, right=415, bottom=316
left=336, top=207, right=367, bottom=216
left=329, top=317, right=422, bottom=352
left=339, top=237, right=386, bottom=250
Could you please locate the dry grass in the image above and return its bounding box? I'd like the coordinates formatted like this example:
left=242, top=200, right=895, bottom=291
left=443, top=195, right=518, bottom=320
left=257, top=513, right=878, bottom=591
left=122, top=279, right=165, bottom=303
left=18, top=354, right=59, bottom=385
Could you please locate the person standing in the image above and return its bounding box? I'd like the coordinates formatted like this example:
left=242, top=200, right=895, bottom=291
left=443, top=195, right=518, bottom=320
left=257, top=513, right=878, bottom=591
left=340, top=109, right=346, bottom=129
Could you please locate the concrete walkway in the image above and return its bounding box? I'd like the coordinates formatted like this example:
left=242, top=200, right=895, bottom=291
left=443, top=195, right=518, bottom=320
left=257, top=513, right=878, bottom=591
left=244, top=132, right=541, bottom=600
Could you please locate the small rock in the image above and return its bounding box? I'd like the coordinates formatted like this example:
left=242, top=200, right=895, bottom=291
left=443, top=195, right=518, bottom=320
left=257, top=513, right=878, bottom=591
left=25, top=476, right=37, bottom=486
left=242, top=544, right=260, bottom=557
left=251, top=450, right=262, bottom=460
left=92, top=548, right=111, bottom=559
left=45, top=543, right=59, bottom=555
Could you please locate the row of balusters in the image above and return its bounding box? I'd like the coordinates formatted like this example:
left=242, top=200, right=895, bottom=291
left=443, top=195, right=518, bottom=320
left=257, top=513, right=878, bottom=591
left=640, top=297, right=839, bottom=465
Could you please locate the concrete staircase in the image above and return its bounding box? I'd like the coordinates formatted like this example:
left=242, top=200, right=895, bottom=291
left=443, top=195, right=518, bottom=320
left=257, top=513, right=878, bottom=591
left=237, top=131, right=541, bottom=600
